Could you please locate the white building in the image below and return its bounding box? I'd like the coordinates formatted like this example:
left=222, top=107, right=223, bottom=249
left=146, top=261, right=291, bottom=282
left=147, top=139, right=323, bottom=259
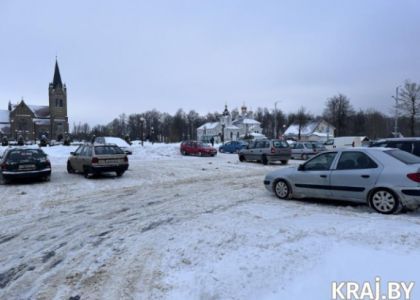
left=197, top=104, right=263, bottom=143
left=284, top=119, right=335, bottom=142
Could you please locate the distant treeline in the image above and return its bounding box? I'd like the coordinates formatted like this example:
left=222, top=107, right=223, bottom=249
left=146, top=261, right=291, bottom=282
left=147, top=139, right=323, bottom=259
left=72, top=81, right=420, bottom=142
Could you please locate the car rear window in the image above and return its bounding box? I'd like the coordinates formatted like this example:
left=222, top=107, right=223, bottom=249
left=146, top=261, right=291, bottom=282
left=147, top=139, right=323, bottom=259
left=6, top=149, right=46, bottom=161
left=384, top=149, right=420, bottom=164
left=273, top=141, right=289, bottom=148
left=94, top=146, right=124, bottom=155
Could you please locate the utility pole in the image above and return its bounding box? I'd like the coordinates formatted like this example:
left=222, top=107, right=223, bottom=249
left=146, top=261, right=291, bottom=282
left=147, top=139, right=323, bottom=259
left=274, top=101, right=280, bottom=139
left=392, top=86, right=400, bottom=137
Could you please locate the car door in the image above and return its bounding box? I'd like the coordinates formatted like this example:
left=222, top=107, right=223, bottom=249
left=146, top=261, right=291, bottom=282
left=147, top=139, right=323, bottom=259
left=225, top=142, right=233, bottom=153
left=329, top=151, right=383, bottom=202
left=291, top=152, right=338, bottom=199
left=244, top=142, right=256, bottom=160
left=71, top=145, right=84, bottom=171
left=293, top=143, right=304, bottom=158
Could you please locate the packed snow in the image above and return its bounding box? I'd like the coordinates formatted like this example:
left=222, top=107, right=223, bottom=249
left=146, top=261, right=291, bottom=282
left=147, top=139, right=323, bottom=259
left=1, top=142, right=420, bottom=299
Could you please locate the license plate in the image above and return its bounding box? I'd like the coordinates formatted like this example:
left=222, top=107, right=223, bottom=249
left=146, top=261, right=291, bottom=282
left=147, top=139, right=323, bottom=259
left=105, top=159, right=121, bottom=164
left=19, top=164, right=36, bottom=170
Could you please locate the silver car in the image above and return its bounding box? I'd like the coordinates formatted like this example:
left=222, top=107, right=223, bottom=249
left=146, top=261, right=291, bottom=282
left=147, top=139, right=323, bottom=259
left=239, top=139, right=291, bottom=165
left=291, top=141, right=326, bottom=160
left=264, top=148, right=420, bottom=214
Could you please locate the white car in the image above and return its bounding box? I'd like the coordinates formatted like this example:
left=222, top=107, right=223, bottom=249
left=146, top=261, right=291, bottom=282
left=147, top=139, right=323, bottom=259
left=94, top=136, right=133, bottom=155
left=264, top=147, right=420, bottom=214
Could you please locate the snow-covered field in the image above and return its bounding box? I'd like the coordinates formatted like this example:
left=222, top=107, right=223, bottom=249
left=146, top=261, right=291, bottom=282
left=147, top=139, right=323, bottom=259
left=1, top=143, right=420, bottom=300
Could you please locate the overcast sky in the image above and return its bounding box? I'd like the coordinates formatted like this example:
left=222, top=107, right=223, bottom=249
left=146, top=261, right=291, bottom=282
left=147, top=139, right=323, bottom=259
left=1, top=0, right=419, bottom=125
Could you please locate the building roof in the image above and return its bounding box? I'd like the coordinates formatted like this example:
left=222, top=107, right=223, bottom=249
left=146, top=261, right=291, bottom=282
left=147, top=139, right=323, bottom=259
left=198, top=122, right=219, bottom=130
left=0, top=124, right=10, bottom=134
left=52, top=60, right=63, bottom=89
left=28, top=105, right=50, bottom=118
left=0, top=110, right=9, bottom=123
left=284, top=120, right=334, bottom=136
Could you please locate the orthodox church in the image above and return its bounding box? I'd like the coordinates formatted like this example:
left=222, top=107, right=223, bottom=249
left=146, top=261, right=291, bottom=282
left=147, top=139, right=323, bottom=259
left=197, top=104, right=263, bottom=143
left=0, top=60, right=69, bottom=141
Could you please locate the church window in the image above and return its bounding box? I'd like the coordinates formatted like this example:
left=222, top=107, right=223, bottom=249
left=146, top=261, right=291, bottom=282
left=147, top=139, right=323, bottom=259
left=60, top=99, right=63, bottom=107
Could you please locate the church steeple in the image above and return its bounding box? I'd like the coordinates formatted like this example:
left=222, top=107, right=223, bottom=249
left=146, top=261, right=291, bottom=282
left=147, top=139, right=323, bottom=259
left=52, top=59, right=63, bottom=89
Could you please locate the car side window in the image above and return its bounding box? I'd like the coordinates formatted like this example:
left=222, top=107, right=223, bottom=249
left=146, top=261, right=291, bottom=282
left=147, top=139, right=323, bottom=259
left=85, top=146, right=92, bottom=157
left=296, top=144, right=304, bottom=149
left=304, top=152, right=337, bottom=171
left=75, top=145, right=84, bottom=155
left=336, top=152, right=377, bottom=170
left=387, top=141, right=413, bottom=153
left=413, top=142, right=420, bottom=156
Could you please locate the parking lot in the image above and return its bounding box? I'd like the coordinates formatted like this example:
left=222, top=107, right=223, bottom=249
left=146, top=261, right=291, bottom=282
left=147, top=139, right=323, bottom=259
left=1, top=144, right=420, bottom=299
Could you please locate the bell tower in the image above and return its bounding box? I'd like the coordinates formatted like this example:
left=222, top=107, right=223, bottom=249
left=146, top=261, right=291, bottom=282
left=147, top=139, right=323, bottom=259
left=48, top=59, right=68, bottom=139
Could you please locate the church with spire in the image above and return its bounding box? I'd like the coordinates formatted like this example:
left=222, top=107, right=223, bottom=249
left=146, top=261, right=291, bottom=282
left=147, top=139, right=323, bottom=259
left=0, top=60, right=69, bottom=141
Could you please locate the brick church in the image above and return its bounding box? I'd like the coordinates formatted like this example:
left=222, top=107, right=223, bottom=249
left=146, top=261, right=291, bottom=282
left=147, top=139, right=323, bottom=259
left=0, top=60, right=69, bottom=141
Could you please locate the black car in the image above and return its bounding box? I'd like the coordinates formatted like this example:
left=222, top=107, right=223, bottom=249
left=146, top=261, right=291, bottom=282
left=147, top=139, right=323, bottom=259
left=369, top=138, right=420, bottom=157
left=0, top=148, right=51, bottom=183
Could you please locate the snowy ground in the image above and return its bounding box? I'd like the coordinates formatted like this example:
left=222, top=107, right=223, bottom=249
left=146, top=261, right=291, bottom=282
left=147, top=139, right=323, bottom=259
left=1, top=143, right=420, bottom=300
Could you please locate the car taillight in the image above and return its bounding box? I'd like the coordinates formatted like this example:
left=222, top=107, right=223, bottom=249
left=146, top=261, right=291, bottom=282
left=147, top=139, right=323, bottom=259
left=124, top=156, right=128, bottom=162
left=271, top=147, right=276, bottom=154
left=407, top=173, right=420, bottom=183
left=92, top=157, right=99, bottom=164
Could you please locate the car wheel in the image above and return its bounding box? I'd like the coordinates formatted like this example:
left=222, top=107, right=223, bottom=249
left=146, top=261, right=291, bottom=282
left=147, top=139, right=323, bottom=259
left=239, top=155, right=245, bottom=162
left=181, top=150, right=186, bottom=155
left=83, top=166, right=91, bottom=179
left=116, top=171, right=124, bottom=177
left=302, top=154, right=308, bottom=160
left=274, top=179, right=291, bottom=199
left=67, top=161, right=75, bottom=173
left=262, top=155, right=268, bottom=165
left=219, top=148, right=224, bottom=153
left=369, top=189, right=401, bottom=214
left=281, top=160, right=288, bottom=165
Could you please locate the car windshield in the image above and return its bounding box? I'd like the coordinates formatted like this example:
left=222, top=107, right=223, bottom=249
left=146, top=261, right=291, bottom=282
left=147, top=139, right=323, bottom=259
left=273, top=141, right=289, bottom=148
left=6, top=149, right=46, bottom=161
left=198, top=143, right=211, bottom=148
left=384, top=149, right=420, bottom=164
left=94, top=146, right=124, bottom=155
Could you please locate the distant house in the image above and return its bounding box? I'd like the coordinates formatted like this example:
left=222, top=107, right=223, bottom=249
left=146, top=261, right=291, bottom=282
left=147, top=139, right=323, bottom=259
left=197, top=104, right=263, bottom=143
left=284, top=120, right=335, bottom=142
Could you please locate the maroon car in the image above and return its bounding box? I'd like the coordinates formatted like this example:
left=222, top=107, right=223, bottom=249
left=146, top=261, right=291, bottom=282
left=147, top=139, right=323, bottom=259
left=180, top=141, right=217, bottom=156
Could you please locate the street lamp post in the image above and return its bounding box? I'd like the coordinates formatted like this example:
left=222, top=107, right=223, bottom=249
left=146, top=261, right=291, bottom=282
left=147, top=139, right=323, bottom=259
left=140, top=117, right=145, bottom=146
left=274, top=101, right=281, bottom=139
left=392, top=86, right=401, bottom=137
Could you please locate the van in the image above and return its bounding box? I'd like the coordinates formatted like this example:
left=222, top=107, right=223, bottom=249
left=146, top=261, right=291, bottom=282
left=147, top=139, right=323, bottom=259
left=324, top=136, right=370, bottom=149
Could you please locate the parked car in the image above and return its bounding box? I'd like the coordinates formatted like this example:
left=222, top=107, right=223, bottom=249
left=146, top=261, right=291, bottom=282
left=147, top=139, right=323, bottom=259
left=369, top=138, right=420, bottom=157
left=180, top=141, right=217, bottom=156
left=324, top=136, right=370, bottom=149
left=94, top=136, right=133, bottom=155
left=219, top=141, right=248, bottom=153
left=291, top=141, right=326, bottom=160
left=264, top=147, right=420, bottom=214
left=238, top=139, right=291, bottom=165
left=67, top=144, right=129, bottom=178
left=0, top=148, right=51, bottom=183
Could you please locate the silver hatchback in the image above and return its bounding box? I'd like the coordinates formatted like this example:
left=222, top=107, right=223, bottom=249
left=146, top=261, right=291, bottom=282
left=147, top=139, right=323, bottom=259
left=264, top=148, right=420, bottom=214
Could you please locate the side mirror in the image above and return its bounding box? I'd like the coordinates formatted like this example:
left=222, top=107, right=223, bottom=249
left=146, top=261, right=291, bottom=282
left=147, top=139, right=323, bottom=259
left=70, top=151, right=76, bottom=156
left=298, top=164, right=304, bottom=171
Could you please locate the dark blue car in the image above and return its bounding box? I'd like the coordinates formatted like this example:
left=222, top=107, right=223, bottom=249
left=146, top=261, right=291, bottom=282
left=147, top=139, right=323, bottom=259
left=219, top=141, right=248, bottom=153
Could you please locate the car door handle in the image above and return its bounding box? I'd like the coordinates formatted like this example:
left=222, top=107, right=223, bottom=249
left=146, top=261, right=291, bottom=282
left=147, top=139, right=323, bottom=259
left=320, top=175, right=327, bottom=178
left=361, top=175, right=370, bottom=178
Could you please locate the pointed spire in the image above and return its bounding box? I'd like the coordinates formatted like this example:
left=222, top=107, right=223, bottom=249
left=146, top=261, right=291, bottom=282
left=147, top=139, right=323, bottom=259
left=8, top=100, right=12, bottom=111
left=52, top=59, right=63, bottom=89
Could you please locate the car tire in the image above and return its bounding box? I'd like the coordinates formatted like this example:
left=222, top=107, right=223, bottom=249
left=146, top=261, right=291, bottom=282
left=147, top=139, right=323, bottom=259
left=219, top=148, right=224, bottom=153
left=116, top=171, right=124, bottom=177
left=281, top=160, right=288, bottom=165
left=302, top=154, right=308, bottom=160
left=239, top=155, right=245, bottom=162
left=181, top=150, right=186, bottom=155
left=83, top=166, right=91, bottom=179
left=369, top=189, right=401, bottom=214
left=273, top=179, right=291, bottom=199
left=262, top=155, right=268, bottom=165
left=67, top=161, right=75, bottom=174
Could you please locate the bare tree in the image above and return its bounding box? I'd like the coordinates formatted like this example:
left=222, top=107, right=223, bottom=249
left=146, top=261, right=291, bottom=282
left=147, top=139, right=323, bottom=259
left=398, top=80, right=420, bottom=136
left=323, top=93, right=354, bottom=136
left=288, top=107, right=312, bottom=140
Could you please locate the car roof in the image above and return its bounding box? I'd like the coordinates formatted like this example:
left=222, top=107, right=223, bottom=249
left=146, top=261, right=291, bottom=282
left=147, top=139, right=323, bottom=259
left=374, top=137, right=420, bottom=142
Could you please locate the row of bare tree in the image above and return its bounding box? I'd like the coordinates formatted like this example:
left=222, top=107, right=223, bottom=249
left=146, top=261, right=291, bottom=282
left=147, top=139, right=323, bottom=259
left=72, top=80, right=420, bottom=142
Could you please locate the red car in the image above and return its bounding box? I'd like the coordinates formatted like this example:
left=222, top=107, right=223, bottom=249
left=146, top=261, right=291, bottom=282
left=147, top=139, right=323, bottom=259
left=180, top=141, right=217, bottom=156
